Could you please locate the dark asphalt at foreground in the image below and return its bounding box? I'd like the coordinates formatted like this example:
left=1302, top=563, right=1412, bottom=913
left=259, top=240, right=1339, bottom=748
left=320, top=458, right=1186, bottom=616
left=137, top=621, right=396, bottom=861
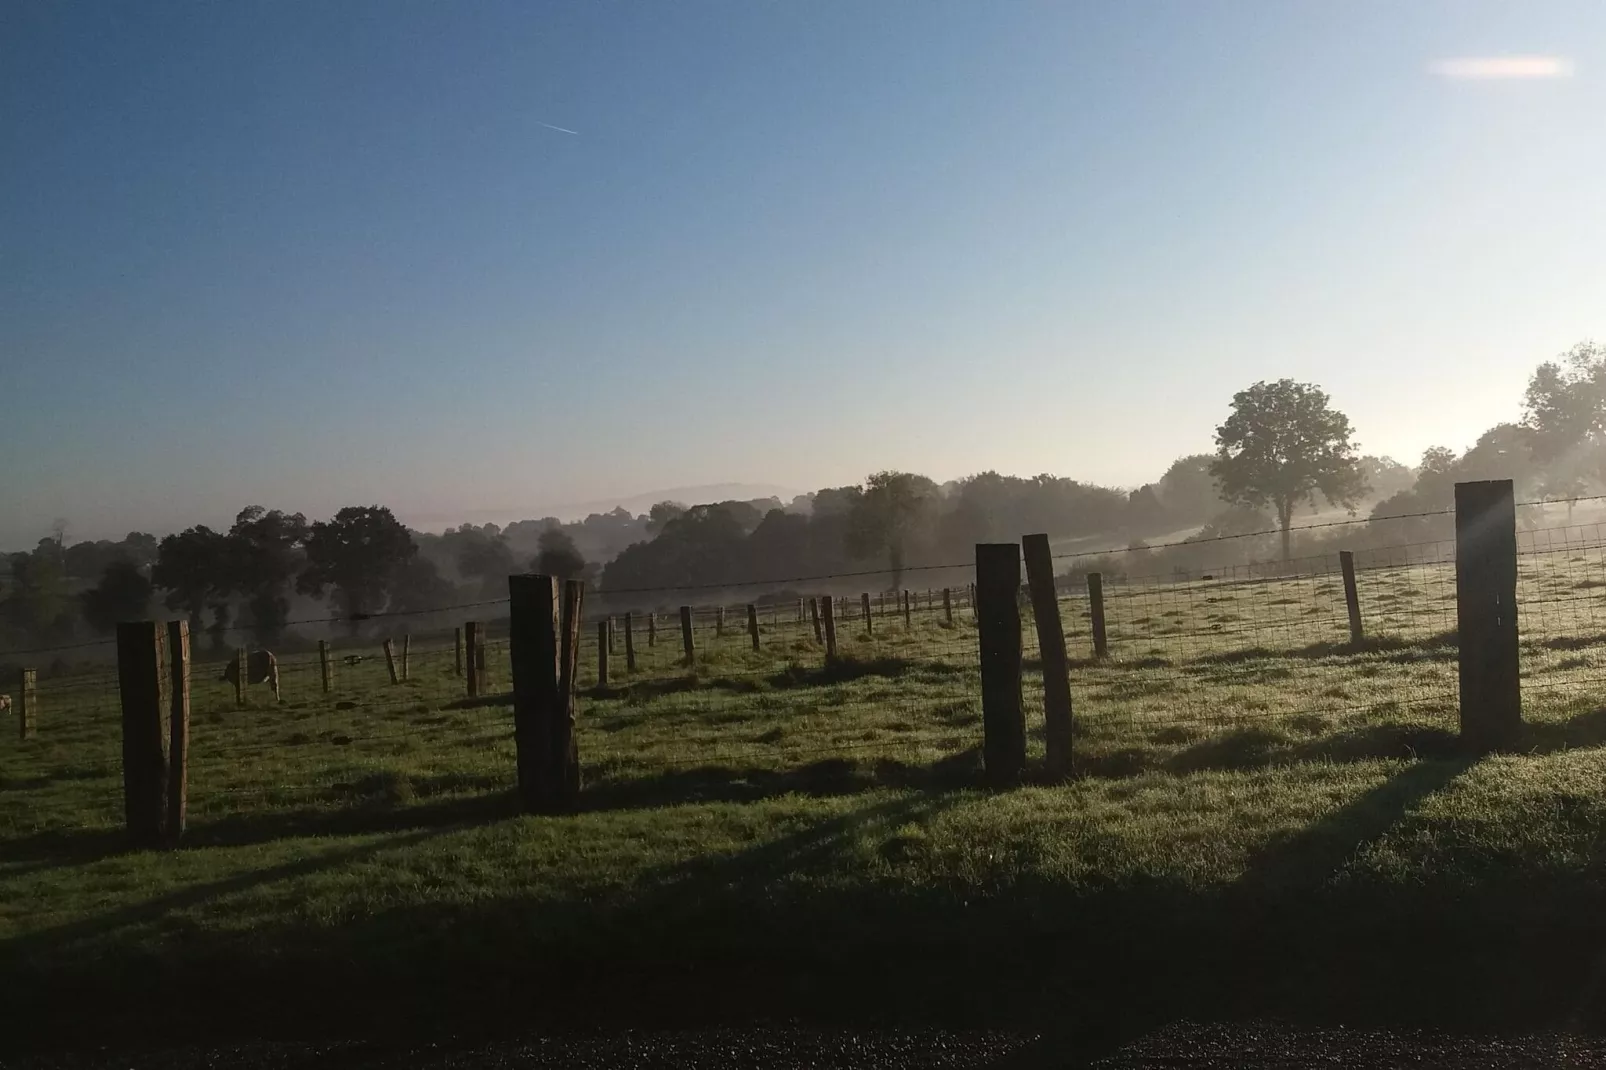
left=9, top=1023, right=1606, bottom=1069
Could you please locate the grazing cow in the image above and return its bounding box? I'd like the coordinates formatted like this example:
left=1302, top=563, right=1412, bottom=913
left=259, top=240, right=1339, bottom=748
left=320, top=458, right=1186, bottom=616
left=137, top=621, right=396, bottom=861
left=343, top=654, right=366, bottom=666
left=0, top=694, right=9, bottom=713
left=222, top=649, right=281, bottom=702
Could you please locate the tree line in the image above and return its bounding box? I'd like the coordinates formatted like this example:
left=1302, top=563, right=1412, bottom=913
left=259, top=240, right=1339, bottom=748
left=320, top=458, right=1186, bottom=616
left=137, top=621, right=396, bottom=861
left=5, top=339, right=1603, bottom=657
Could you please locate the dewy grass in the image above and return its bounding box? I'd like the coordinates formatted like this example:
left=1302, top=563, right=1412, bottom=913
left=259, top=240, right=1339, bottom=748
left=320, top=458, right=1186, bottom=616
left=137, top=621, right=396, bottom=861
left=6, top=551, right=1606, bottom=1043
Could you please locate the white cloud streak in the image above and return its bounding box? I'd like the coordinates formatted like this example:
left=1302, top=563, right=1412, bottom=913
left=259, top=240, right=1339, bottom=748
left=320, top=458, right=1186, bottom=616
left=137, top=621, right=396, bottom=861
left=1430, top=56, right=1575, bottom=80
left=537, top=121, right=580, bottom=135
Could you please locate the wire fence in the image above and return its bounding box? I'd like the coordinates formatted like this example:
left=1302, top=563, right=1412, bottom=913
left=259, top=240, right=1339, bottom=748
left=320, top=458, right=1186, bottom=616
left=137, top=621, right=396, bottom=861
left=10, top=507, right=1606, bottom=842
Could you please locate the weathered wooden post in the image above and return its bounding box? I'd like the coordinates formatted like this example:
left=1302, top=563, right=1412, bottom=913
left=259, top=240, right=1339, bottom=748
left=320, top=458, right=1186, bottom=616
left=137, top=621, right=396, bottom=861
left=597, top=620, right=610, bottom=689
left=455, top=626, right=464, bottom=676
left=382, top=638, right=400, bottom=684
left=647, top=612, right=657, bottom=647
left=747, top=604, right=761, bottom=652
left=17, top=667, right=36, bottom=740
left=797, top=598, right=805, bottom=623
left=903, top=589, right=912, bottom=630
left=608, top=617, right=618, bottom=655
left=117, top=621, right=170, bottom=848
left=509, top=574, right=583, bottom=814
left=1339, top=551, right=1364, bottom=644
left=809, top=597, right=823, bottom=643
left=822, top=595, right=839, bottom=662
left=166, top=620, right=190, bottom=846
left=861, top=592, right=874, bottom=634
left=1023, top=534, right=1074, bottom=778
left=465, top=620, right=482, bottom=698
left=477, top=633, right=491, bottom=691
left=1456, top=480, right=1521, bottom=751
left=401, top=634, right=411, bottom=682
left=319, top=639, right=334, bottom=693
left=943, top=587, right=954, bottom=625
left=680, top=606, right=695, bottom=667
left=1087, top=572, right=1109, bottom=658
left=232, top=646, right=247, bottom=706
left=976, top=544, right=1026, bottom=787
left=624, top=612, right=637, bottom=672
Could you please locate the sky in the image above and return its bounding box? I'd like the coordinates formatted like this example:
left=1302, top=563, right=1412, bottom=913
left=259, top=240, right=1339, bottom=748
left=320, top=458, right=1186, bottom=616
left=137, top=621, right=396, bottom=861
left=3, top=1, right=1604, bottom=547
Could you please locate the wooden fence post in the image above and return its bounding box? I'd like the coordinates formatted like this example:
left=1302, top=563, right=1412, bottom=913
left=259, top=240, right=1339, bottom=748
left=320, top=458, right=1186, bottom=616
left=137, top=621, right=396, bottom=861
left=747, top=604, right=761, bottom=652
left=716, top=606, right=725, bottom=638
left=401, top=634, right=411, bottom=682
left=17, top=667, right=36, bottom=740
left=597, top=620, right=610, bottom=689
left=1023, top=534, right=1073, bottom=779
left=233, top=646, right=247, bottom=706
left=166, top=620, right=190, bottom=846
left=903, top=589, right=912, bottom=630
left=861, top=592, right=873, bottom=634
left=319, top=639, right=334, bottom=693
left=509, top=574, right=583, bottom=814
left=1339, top=551, right=1364, bottom=644
left=1456, top=480, right=1521, bottom=752
left=455, top=626, right=464, bottom=676
left=465, top=621, right=481, bottom=698
left=822, top=595, right=838, bottom=662
left=624, top=612, right=637, bottom=672
left=477, top=633, right=491, bottom=692
left=680, top=606, right=695, bottom=667
left=797, top=598, right=805, bottom=623
left=976, top=544, right=1026, bottom=787
left=1087, top=573, right=1109, bottom=658
left=943, top=587, right=953, bottom=625
left=382, top=638, right=399, bottom=684
left=117, top=621, right=170, bottom=848
left=809, top=597, right=823, bottom=643
left=647, top=612, right=657, bottom=647
left=608, top=617, right=618, bottom=655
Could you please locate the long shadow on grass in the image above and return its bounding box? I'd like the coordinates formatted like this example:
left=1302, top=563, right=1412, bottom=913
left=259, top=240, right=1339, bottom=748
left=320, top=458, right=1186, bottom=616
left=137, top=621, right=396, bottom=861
left=579, top=747, right=982, bottom=813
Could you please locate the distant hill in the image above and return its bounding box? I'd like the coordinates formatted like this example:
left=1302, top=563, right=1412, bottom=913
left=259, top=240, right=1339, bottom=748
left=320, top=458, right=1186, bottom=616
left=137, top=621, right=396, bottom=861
left=403, top=483, right=801, bottom=531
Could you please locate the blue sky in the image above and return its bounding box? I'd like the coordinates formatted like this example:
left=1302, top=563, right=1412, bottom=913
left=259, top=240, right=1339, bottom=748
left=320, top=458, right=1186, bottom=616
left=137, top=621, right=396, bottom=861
left=3, top=1, right=1603, bottom=546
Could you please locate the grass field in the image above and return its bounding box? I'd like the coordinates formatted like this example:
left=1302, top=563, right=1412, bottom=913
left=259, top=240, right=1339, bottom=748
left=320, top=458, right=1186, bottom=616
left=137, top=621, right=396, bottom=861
left=7, top=530, right=1606, bottom=1049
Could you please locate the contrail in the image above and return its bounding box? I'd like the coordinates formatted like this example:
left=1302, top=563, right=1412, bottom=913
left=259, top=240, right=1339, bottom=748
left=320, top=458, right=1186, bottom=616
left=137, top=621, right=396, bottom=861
left=537, top=121, right=579, bottom=135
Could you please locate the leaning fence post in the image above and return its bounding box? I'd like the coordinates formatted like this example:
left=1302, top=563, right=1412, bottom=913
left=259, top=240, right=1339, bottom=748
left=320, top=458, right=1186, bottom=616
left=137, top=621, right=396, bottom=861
left=18, top=667, right=36, bottom=740
left=1087, top=572, right=1109, bottom=658
left=976, top=544, right=1026, bottom=787
left=1023, top=534, right=1074, bottom=778
left=624, top=612, right=637, bottom=672
left=809, top=597, right=823, bottom=643
left=680, top=606, right=695, bottom=667
left=943, top=587, right=954, bottom=625
left=597, top=620, right=610, bottom=689
left=465, top=621, right=482, bottom=698
left=382, top=638, right=399, bottom=684
left=861, top=592, right=874, bottom=634
left=747, top=604, right=761, bottom=652
left=117, top=621, right=170, bottom=848
left=166, top=620, right=190, bottom=846
left=319, top=639, right=334, bottom=693
left=1456, top=480, right=1521, bottom=751
left=1339, top=551, right=1364, bottom=644
left=822, top=595, right=839, bottom=662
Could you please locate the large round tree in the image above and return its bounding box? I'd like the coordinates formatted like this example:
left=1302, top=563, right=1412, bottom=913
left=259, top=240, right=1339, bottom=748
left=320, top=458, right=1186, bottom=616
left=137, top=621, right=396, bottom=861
left=1210, top=379, right=1367, bottom=561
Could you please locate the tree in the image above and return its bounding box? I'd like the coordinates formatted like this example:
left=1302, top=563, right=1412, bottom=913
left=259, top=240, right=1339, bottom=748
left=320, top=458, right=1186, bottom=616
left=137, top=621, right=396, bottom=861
left=1211, top=380, right=1366, bottom=560
left=297, top=506, right=417, bottom=633
left=646, top=501, right=687, bottom=535
left=1524, top=341, right=1606, bottom=467
left=534, top=528, right=587, bottom=579
left=80, top=560, right=153, bottom=634
left=452, top=528, right=518, bottom=597
left=152, top=526, right=234, bottom=635
left=387, top=557, right=461, bottom=615
left=0, top=550, right=73, bottom=646
left=1357, top=456, right=1415, bottom=502
left=845, top=471, right=937, bottom=589
left=229, top=506, right=308, bottom=644
left=1155, top=454, right=1224, bottom=526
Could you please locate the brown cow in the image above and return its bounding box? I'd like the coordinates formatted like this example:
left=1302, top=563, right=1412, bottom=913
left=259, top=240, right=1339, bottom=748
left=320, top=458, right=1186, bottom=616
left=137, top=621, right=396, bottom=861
left=221, top=650, right=281, bottom=702
left=0, top=694, right=9, bottom=714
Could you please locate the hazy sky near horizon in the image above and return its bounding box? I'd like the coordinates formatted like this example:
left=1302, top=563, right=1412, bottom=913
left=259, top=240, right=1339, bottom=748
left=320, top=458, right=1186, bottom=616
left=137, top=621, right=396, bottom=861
left=4, top=1, right=1604, bottom=546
